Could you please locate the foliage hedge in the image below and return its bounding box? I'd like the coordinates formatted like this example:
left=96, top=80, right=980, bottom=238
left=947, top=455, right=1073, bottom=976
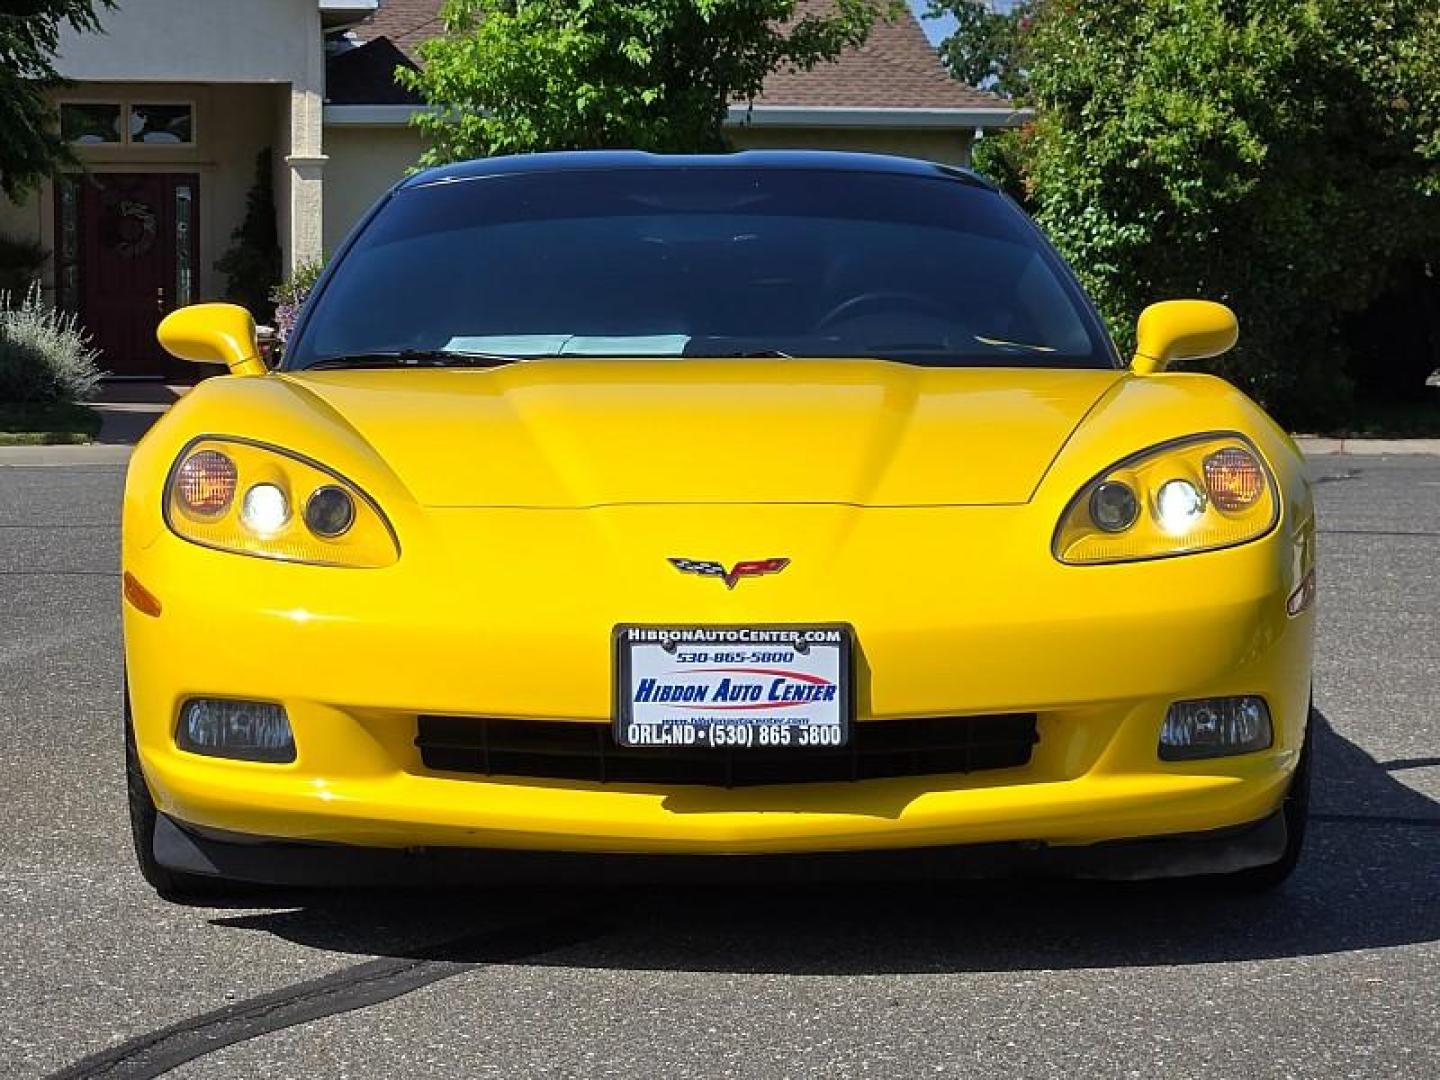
left=942, top=0, right=1440, bottom=428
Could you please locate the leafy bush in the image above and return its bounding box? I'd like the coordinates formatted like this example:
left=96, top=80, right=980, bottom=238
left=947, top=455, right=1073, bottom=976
left=0, top=283, right=102, bottom=404
left=269, top=260, right=326, bottom=345
left=943, top=0, right=1440, bottom=428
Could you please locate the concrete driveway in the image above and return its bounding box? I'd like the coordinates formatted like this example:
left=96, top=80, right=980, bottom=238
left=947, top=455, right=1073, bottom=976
left=0, top=455, right=1436, bottom=1078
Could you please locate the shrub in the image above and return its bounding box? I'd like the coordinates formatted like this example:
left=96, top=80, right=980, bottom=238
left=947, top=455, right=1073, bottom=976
left=269, top=260, right=326, bottom=345
left=214, top=149, right=282, bottom=322
left=0, top=283, right=102, bottom=404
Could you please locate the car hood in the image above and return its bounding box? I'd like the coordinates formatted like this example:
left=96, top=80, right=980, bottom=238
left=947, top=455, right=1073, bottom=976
left=271, top=360, right=1121, bottom=508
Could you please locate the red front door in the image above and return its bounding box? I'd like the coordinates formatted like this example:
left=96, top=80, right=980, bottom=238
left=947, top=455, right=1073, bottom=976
left=62, top=172, right=200, bottom=378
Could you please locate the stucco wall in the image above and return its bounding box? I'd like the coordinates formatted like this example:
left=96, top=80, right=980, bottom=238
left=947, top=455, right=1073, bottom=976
left=0, top=189, right=39, bottom=256
left=52, top=0, right=317, bottom=84
left=49, top=0, right=327, bottom=272
left=322, top=125, right=428, bottom=254
left=0, top=82, right=285, bottom=305
left=730, top=125, right=974, bottom=166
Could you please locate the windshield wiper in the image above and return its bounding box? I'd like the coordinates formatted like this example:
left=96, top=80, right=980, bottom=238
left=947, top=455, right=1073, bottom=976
left=305, top=349, right=522, bottom=370
left=973, top=335, right=1057, bottom=354
left=686, top=348, right=795, bottom=359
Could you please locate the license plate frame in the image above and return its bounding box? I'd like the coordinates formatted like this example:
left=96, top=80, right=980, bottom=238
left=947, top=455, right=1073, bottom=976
left=613, top=624, right=854, bottom=750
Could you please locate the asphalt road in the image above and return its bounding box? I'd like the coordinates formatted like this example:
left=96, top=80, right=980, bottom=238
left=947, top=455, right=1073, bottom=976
left=1, top=455, right=1436, bottom=1079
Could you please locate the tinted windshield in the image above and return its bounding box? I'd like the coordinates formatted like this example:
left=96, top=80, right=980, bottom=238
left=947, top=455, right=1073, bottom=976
left=287, top=166, right=1115, bottom=369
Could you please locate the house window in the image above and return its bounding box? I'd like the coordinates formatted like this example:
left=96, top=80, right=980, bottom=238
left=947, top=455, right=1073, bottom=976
left=131, top=104, right=194, bottom=145
left=60, top=102, right=195, bottom=146
left=60, top=103, right=122, bottom=144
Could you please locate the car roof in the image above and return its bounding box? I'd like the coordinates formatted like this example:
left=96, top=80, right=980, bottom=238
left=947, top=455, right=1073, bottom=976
left=399, top=150, right=996, bottom=191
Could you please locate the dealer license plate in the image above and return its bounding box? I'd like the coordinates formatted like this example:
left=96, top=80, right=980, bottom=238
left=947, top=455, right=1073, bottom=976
left=614, top=625, right=852, bottom=749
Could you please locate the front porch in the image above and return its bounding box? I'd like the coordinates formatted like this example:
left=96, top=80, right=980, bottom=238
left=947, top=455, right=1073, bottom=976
left=0, top=80, right=324, bottom=379
left=0, top=0, right=337, bottom=379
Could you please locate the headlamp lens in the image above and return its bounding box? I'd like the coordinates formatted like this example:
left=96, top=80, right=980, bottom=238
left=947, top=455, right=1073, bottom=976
left=304, top=485, right=356, bottom=538
left=241, top=483, right=290, bottom=535
left=1053, top=435, right=1277, bottom=565
left=1156, top=479, right=1205, bottom=533
left=165, top=439, right=398, bottom=567
left=1089, top=481, right=1139, bottom=533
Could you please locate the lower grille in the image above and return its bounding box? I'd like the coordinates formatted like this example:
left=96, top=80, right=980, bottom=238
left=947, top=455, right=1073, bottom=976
left=416, top=714, right=1038, bottom=788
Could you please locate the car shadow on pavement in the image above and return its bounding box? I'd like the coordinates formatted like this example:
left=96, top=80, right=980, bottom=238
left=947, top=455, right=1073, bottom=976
left=211, top=712, right=1439, bottom=973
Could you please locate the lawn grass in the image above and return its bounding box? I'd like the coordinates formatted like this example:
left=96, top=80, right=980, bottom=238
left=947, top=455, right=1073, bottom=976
left=0, top=401, right=103, bottom=445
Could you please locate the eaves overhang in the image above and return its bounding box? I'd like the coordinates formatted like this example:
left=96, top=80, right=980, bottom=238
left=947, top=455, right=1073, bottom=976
left=323, top=103, right=1033, bottom=129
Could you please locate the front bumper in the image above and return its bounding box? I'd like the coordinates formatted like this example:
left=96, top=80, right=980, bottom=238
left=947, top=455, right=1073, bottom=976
left=124, top=502, right=1315, bottom=860
left=154, top=809, right=1290, bottom=885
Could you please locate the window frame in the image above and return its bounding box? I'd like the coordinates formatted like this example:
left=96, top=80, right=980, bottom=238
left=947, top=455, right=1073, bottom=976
left=58, top=99, right=198, bottom=149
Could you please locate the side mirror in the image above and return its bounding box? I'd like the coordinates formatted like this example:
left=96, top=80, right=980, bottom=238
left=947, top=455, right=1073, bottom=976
left=157, top=303, right=267, bottom=377
left=1131, top=300, right=1238, bottom=375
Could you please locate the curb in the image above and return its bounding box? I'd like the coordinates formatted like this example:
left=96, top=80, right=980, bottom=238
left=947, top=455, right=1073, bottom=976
left=0, top=444, right=131, bottom=466
left=3, top=438, right=1438, bottom=466
left=1294, top=437, right=1440, bottom=456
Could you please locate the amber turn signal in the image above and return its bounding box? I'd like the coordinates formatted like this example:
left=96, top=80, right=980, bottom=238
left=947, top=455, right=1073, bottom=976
left=174, top=450, right=237, bottom=517
left=122, top=571, right=162, bottom=618
left=1203, top=447, right=1265, bottom=511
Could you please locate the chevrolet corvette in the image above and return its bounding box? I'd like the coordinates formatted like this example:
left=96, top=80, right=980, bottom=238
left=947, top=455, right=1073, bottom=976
left=122, top=151, right=1316, bottom=898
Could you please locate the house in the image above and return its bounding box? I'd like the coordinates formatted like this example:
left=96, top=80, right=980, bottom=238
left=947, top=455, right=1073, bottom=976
left=0, top=0, right=1023, bottom=378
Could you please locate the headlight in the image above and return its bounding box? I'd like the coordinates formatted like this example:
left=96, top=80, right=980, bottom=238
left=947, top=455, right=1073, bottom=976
left=1053, top=434, right=1278, bottom=565
left=165, top=438, right=398, bottom=567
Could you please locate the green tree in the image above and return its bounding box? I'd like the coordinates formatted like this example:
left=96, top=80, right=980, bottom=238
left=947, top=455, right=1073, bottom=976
left=936, top=1, right=1440, bottom=427
left=925, top=1, right=1029, bottom=99
left=0, top=0, right=116, bottom=200
left=400, top=0, right=902, bottom=163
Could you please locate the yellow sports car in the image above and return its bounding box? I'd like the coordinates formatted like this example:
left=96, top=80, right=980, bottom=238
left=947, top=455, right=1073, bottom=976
left=123, top=151, right=1316, bottom=898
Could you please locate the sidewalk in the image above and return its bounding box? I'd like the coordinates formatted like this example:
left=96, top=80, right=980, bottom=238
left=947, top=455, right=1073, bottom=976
left=91, top=381, right=189, bottom=445
left=0, top=381, right=186, bottom=465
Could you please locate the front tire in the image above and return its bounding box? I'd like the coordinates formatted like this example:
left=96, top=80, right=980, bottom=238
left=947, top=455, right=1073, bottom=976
left=1216, top=704, right=1314, bottom=892
left=125, top=690, right=230, bottom=901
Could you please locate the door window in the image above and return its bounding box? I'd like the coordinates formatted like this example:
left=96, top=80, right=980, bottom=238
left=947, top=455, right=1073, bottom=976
left=175, top=183, right=194, bottom=306
left=56, top=176, right=81, bottom=313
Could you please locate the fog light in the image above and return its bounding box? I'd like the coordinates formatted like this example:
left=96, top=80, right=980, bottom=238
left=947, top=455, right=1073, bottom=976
left=1159, top=696, right=1272, bottom=761
left=176, top=699, right=295, bottom=763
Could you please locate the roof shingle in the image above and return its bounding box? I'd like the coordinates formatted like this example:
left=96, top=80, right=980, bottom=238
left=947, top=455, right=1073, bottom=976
left=338, top=0, right=1008, bottom=110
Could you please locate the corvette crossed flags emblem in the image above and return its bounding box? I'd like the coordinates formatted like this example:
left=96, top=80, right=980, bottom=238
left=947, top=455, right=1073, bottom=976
left=668, top=557, right=790, bottom=589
